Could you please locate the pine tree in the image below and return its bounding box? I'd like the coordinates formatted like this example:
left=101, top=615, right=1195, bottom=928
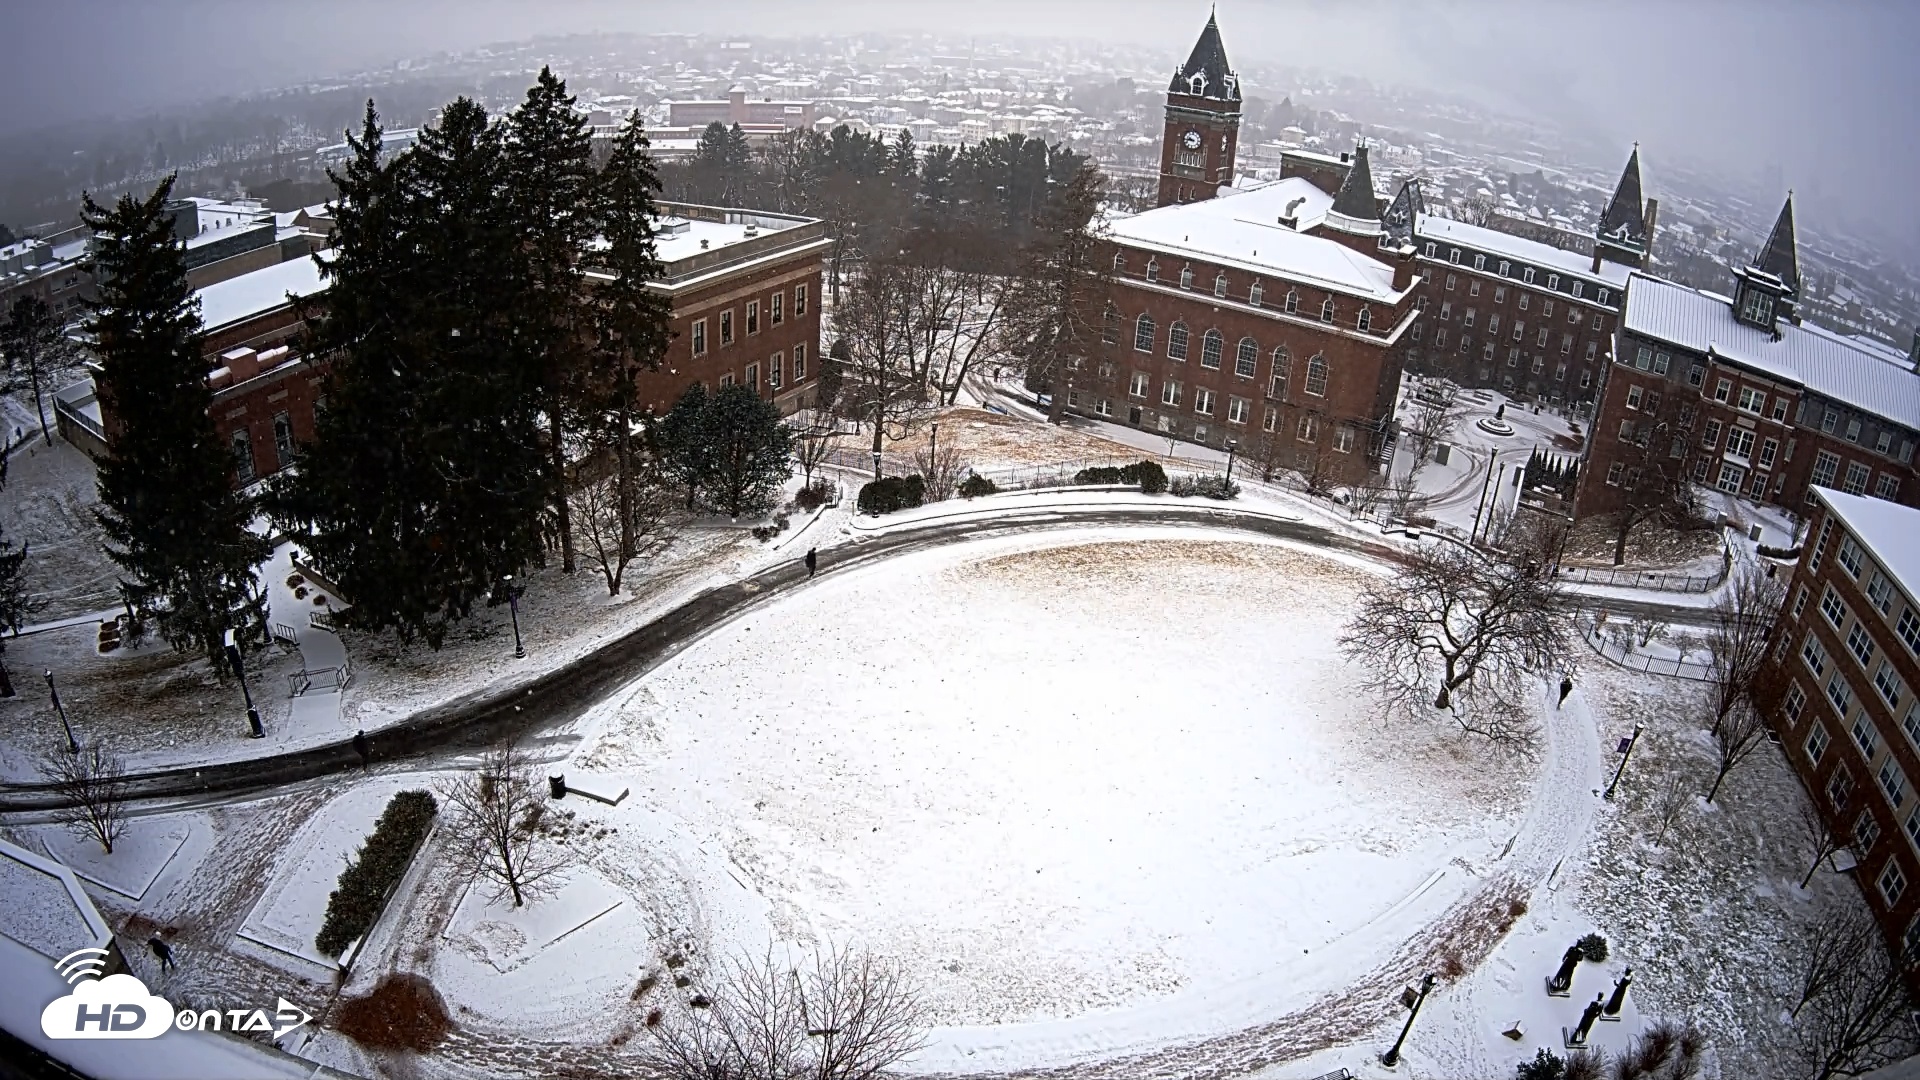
left=0, top=525, right=28, bottom=697
left=506, top=67, right=598, bottom=576
left=702, top=384, right=794, bottom=518
left=2, top=295, right=79, bottom=446
left=85, top=177, right=269, bottom=670
left=654, top=383, right=715, bottom=510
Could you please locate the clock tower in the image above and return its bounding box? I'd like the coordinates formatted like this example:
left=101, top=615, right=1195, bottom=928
left=1157, top=12, right=1243, bottom=208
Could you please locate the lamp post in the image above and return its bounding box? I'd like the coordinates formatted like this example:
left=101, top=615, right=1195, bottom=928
left=930, top=422, right=939, bottom=462
left=1225, top=439, right=1238, bottom=485
left=871, top=448, right=882, bottom=480
left=1381, top=972, right=1436, bottom=1067
left=223, top=629, right=265, bottom=738
left=503, top=575, right=525, bottom=659
left=1604, top=723, right=1644, bottom=801
left=44, top=670, right=78, bottom=754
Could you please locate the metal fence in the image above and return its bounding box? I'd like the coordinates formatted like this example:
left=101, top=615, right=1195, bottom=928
left=1581, top=624, right=1712, bottom=682
left=1554, top=554, right=1730, bottom=594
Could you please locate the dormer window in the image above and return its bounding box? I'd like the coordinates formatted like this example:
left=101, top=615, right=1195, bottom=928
left=1449, top=248, right=1460, bottom=265
left=1190, top=73, right=1207, bottom=96
left=1145, top=258, right=1159, bottom=282
left=1598, top=288, right=1610, bottom=305
left=1249, top=281, right=1264, bottom=307
left=1473, top=254, right=1486, bottom=271
left=1523, top=267, right=1536, bottom=284
left=1546, top=274, right=1560, bottom=291
left=1214, top=272, right=1228, bottom=297
left=1180, top=265, right=1194, bottom=290
left=1424, top=242, right=1436, bottom=257
left=1284, top=289, right=1299, bottom=314
left=1738, top=286, right=1775, bottom=328
left=1320, top=298, right=1335, bottom=323
left=1498, top=260, right=1511, bottom=277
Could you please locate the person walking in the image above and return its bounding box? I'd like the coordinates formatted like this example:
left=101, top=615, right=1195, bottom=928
left=1558, top=675, right=1575, bottom=708
left=805, top=548, right=818, bottom=578
left=351, top=729, right=370, bottom=768
left=148, top=936, right=175, bottom=973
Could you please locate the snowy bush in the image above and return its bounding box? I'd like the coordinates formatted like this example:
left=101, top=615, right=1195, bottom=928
left=751, top=515, right=791, bottom=542
left=958, top=475, right=998, bottom=499
left=1515, top=1048, right=1565, bottom=1080
left=792, top=480, right=835, bottom=512
left=1170, top=474, right=1240, bottom=500
left=1119, top=460, right=1168, bottom=494
left=315, top=790, right=438, bottom=958
left=857, top=475, right=926, bottom=515
left=1576, top=932, right=1609, bottom=963
left=1073, top=466, right=1124, bottom=485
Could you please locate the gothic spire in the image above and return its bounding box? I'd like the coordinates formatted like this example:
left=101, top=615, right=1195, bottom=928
left=1597, top=145, right=1647, bottom=252
left=1330, top=143, right=1380, bottom=221
left=1169, top=12, right=1240, bottom=102
left=1382, top=177, right=1425, bottom=245
left=1752, top=192, right=1800, bottom=294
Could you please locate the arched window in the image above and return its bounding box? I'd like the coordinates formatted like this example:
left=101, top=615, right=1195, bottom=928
left=1284, top=289, right=1299, bottom=314
left=1235, top=337, right=1259, bottom=378
left=1357, top=306, right=1372, bottom=332
left=1305, top=354, right=1329, bottom=396
left=1101, top=304, right=1120, bottom=345
left=1214, top=273, right=1228, bottom=298
left=1134, top=314, right=1156, bottom=352
left=1320, top=297, right=1335, bottom=323
left=1145, top=258, right=1159, bottom=282
left=1112, top=251, right=1126, bottom=273
left=1200, top=329, right=1223, bottom=369
left=1168, top=321, right=1190, bottom=360
left=1179, top=265, right=1194, bottom=290
left=1269, top=347, right=1291, bottom=399
left=1249, top=281, right=1264, bottom=307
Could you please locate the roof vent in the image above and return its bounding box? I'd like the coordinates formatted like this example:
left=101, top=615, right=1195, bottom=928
left=1340, top=151, right=1351, bottom=163
left=658, top=216, right=692, bottom=236
left=701, top=239, right=710, bottom=250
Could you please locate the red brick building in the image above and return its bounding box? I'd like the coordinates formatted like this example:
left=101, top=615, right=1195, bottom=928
left=1575, top=195, right=1920, bottom=522
left=1768, top=488, right=1920, bottom=956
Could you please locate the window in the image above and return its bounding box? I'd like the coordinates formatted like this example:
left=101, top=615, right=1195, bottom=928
left=1263, top=406, right=1279, bottom=432
left=1161, top=380, right=1182, bottom=407
left=1101, top=307, right=1120, bottom=345
left=1806, top=722, right=1830, bottom=763
left=1812, top=450, right=1841, bottom=487
left=1445, top=274, right=1456, bottom=292
left=1320, top=297, right=1335, bottom=323
left=1868, top=573, right=1896, bottom=615
left=1449, top=248, right=1460, bottom=265
left=1605, top=462, right=1625, bottom=486
left=1250, top=282, right=1264, bottom=307
left=1180, top=265, right=1194, bottom=289
left=1727, top=428, right=1755, bottom=460
left=719, top=372, right=734, bottom=388
left=1737, top=386, right=1765, bottom=414
left=1573, top=281, right=1585, bottom=299
left=1847, top=622, right=1876, bottom=668
left=746, top=300, right=760, bottom=336
left=1852, top=707, right=1876, bottom=753
left=1194, top=388, right=1215, bottom=415
left=720, top=309, right=734, bottom=345
left=1473, top=254, right=1486, bottom=271
left=1095, top=398, right=1112, bottom=416
left=1130, top=372, right=1149, bottom=397
left=793, top=343, right=806, bottom=380
left=1424, top=242, right=1436, bottom=257
left=1542, top=299, right=1554, bottom=318
left=1909, top=703, right=1920, bottom=749
left=1513, top=321, right=1525, bottom=342
left=1235, top=337, right=1258, bottom=378
left=1881, top=860, right=1908, bottom=907
left=1334, top=425, right=1355, bottom=454
left=771, top=293, right=784, bottom=325
left=745, top=362, right=759, bottom=390
left=1168, top=322, right=1190, bottom=361
left=1844, top=462, right=1871, bottom=496
left=1877, top=474, right=1902, bottom=500
left=1626, top=385, right=1644, bottom=410
left=769, top=352, right=784, bottom=388
left=1134, top=315, right=1156, bottom=352
left=1285, top=289, right=1299, bottom=313
left=1112, top=252, right=1126, bottom=273
left=1702, top=419, right=1722, bottom=449
left=691, top=318, right=708, bottom=356
left=1878, top=430, right=1894, bottom=456
left=1876, top=663, right=1907, bottom=709
left=1214, top=273, right=1228, bottom=297
left=1860, top=813, right=1884, bottom=852
left=1839, top=536, right=1866, bottom=578
left=1823, top=408, right=1840, bottom=435
left=272, top=413, right=294, bottom=467
left=1785, top=682, right=1808, bottom=722
left=1759, top=438, right=1779, bottom=468
left=1599, top=288, right=1611, bottom=305
left=1495, top=286, right=1508, bottom=303
left=1304, top=354, right=1328, bottom=396
left=1653, top=352, right=1670, bottom=375
left=1357, top=307, right=1372, bottom=332
left=1298, top=414, right=1320, bottom=442
left=1804, top=632, right=1830, bottom=678
left=1470, top=280, right=1482, bottom=297
left=1560, top=333, right=1573, bottom=355
left=1440, top=301, right=1453, bottom=320
left=1547, top=274, right=1560, bottom=291
left=1902, top=608, right=1920, bottom=655
left=1847, top=418, right=1863, bottom=443
left=231, top=429, right=254, bottom=482
left=1518, top=292, right=1531, bottom=311
left=1686, top=363, right=1704, bottom=388
left=1716, top=464, right=1745, bottom=494
left=1831, top=769, right=1856, bottom=809
left=1146, top=258, right=1159, bottom=282
left=1228, top=396, right=1249, bottom=424
left=1269, top=348, right=1291, bottom=399
left=1200, top=329, right=1223, bottom=369
left=1772, top=396, right=1790, bottom=422
left=1822, top=588, right=1849, bottom=629
left=1463, top=308, right=1476, bottom=329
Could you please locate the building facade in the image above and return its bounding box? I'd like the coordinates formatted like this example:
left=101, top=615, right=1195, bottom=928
left=1768, top=488, right=1920, bottom=957
left=1386, top=149, right=1656, bottom=410
left=1575, top=195, right=1920, bottom=522
left=1155, top=13, right=1242, bottom=209
left=666, top=88, right=816, bottom=132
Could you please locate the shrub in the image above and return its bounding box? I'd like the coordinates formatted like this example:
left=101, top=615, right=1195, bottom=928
left=1170, top=474, right=1240, bottom=500
left=958, top=474, right=998, bottom=499
left=856, top=475, right=928, bottom=516
left=1756, top=543, right=1802, bottom=560
left=1119, top=460, right=1168, bottom=494
left=751, top=514, right=791, bottom=542
left=792, top=480, right=835, bottom=512
left=315, top=790, right=438, bottom=958
left=1575, top=932, right=1609, bottom=963
left=1073, top=465, right=1124, bottom=485
left=1516, top=1048, right=1565, bottom=1080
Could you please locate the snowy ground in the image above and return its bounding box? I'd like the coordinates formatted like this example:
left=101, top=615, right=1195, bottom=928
left=0, top=435, right=121, bottom=620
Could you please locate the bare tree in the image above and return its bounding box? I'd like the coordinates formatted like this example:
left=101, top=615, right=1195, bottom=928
left=1777, top=911, right=1920, bottom=1079
left=1604, top=395, right=1705, bottom=565
left=571, top=467, right=676, bottom=597
left=1402, top=380, right=1461, bottom=465
left=1652, top=761, right=1693, bottom=847
left=640, top=945, right=926, bottom=1080
left=1788, top=907, right=1876, bottom=1022
left=833, top=258, right=939, bottom=474
left=1704, top=561, right=1787, bottom=737
left=1629, top=615, right=1669, bottom=650
left=47, top=743, right=128, bottom=855
left=439, top=740, right=573, bottom=907
left=793, top=425, right=837, bottom=489
left=1457, top=194, right=1499, bottom=227
left=1338, top=542, right=1571, bottom=743
left=1349, top=467, right=1389, bottom=520
left=1705, top=698, right=1770, bottom=804
left=911, top=443, right=967, bottom=503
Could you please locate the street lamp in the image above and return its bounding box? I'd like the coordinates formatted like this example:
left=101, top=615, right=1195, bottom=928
left=1604, top=723, right=1644, bottom=801
left=871, top=448, right=882, bottom=480
left=1381, top=971, right=1436, bottom=1067
left=930, top=422, right=939, bottom=462
left=44, top=670, right=78, bottom=754
left=224, top=629, right=265, bottom=738
left=1225, top=439, right=1238, bottom=485
left=502, top=575, right=525, bottom=659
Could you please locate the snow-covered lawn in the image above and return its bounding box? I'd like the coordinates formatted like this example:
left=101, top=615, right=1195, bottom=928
left=0, top=436, right=121, bottom=620
left=34, top=816, right=191, bottom=901
left=544, top=529, right=1537, bottom=1070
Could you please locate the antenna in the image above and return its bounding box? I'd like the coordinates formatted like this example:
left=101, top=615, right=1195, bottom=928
left=56, top=947, right=111, bottom=984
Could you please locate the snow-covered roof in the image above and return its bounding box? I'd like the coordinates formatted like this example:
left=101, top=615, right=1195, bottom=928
left=195, top=255, right=328, bottom=331
left=1107, top=177, right=1402, bottom=303
left=1415, top=213, right=1631, bottom=292
left=1621, top=273, right=1920, bottom=432
left=1813, top=488, right=1920, bottom=602
left=654, top=215, right=806, bottom=265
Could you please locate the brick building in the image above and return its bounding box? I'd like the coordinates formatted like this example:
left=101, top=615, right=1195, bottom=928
left=1575, top=195, right=1920, bottom=522
left=70, top=204, right=827, bottom=487
left=1066, top=16, right=1420, bottom=481
left=665, top=88, right=816, bottom=133
left=1768, top=488, right=1920, bottom=956
left=1385, top=148, right=1656, bottom=411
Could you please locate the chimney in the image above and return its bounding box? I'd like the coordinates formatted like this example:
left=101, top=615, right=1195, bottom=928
left=1591, top=247, right=1603, bottom=275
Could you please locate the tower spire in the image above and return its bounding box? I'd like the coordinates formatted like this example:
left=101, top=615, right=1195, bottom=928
left=1169, top=11, right=1240, bottom=103
left=1325, top=143, right=1382, bottom=237
left=1752, top=191, right=1800, bottom=294
left=1596, top=144, right=1647, bottom=255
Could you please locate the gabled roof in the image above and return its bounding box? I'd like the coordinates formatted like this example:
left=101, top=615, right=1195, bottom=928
left=1597, top=146, right=1646, bottom=251
left=1168, top=13, right=1240, bottom=103
left=1328, top=144, right=1380, bottom=222
left=1753, top=194, right=1800, bottom=294
left=1381, top=178, right=1425, bottom=243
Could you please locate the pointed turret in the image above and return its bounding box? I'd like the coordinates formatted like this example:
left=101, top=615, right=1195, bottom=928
left=1169, top=12, right=1240, bottom=102
left=1594, top=145, right=1649, bottom=267
left=1323, top=143, right=1382, bottom=242
left=1381, top=177, right=1425, bottom=245
left=1753, top=193, right=1800, bottom=294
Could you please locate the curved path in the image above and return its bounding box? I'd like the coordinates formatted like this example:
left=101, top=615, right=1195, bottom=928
left=0, top=501, right=1701, bottom=812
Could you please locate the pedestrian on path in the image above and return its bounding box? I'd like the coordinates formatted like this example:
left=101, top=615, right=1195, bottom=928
left=1558, top=675, right=1575, bottom=708
left=148, top=936, right=174, bottom=972
left=351, top=730, right=370, bottom=768
left=805, top=548, right=818, bottom=578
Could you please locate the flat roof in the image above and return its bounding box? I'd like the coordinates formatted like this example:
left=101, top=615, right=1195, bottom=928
left=1622, top=272, right=1920, bottom=432
left=195, top=254, right=328, bottom=332
left=1107, top=177, right=1401, bottom=303
left=654, top=214, right=807, bottom=264
left=1813, top=487, right=1920, bottom=601
left=1415, top=212, right=1631, bottom=291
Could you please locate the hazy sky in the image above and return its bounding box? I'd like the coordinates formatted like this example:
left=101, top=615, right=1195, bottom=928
left=4, top=1, right=1916, bottom=247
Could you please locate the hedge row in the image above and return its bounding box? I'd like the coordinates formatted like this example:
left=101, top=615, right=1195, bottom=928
left=1073, top=460, right=1168, bottom=493
left=858, top=475, right=926, bottom=515
left=1169, top=474, right=1240, bottom=500
left=315, top=790, right=438, bottom=959
left=957, top=475, right=998, bottom=499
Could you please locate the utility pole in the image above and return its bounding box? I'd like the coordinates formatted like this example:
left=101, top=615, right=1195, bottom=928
left=1470, top=450, right=1500, bottom=546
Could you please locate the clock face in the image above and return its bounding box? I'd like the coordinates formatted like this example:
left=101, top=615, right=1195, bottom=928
left=1183, top=129, right=1203, bottom=151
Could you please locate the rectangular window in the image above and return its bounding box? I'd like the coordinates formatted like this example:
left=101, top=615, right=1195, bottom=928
left=771, top=292, right=784, bottom=325
left=1812, top=449, right=1841, bottom=487
left=1687, top=363, right=1704, bottom=388
left=746, top=300, right=760, bottom=336
left=719, top=372, right=735, bottom=388
left=1901, top=608, right=1920, bottom=655
left=231, top=429, right=254, bottom=482
left=1867, top=573, right=1895, bottom=615
left=1445, top=273, right=1456, bottom=291
left=792, top=343, right=807, bottom=380
left=1130, top=372, right=1149, bottom=398
left=1334, top=425, right=1355, bottom=454
left=1876, top=474, right=1902, bottom=500
left=1785, top=682, right=1808, bottom=722
left=1727, top=428, right=1755, bottom=460
left=1807, top=722, right=1830, bottom=764
left=272, top=412, right=294, bottom=467
left=1713, top=377, right=1732, bottom=403
left=720, top=309, right=734, bottom=345
left=1161, top=381, right=1182, bottom=407
left=1881, top=860, right=1908, bottom=906
left=1804, top=632, right=1830, bottom=679
left=1738, top=386, right=1766, bottom=414
left=1875, top=663, right=1906, bottom=709
left=1652, top=352, right=1670, bottom=375
left=1463, top=308, right=1475, bottom=328
left=1823, top=587, right=1850, bottom=629
left=1702, top=419, right=1722, bottom=449
left=1839, top=536, right=1866, bottom=578
left=1263, top=406, right=1279, bottom=432
left=1228, top=396, right=1249, bottom=424
left=1772, top=396, right=1790, bottom=422
left=1194, top=388, right=1215, bottom=415
left=692, top=318, right=708, bottom=356
left=1844, top=462, right=1871, bottom=496
left=1470, top=280, right=1481, bottom=297
left=1848, top=622, right=1876, bottom=668
left=1626, top=385, right=1644, bottom=410
left=745, top=362, right=759, bottom=391
left=769, top=352, right=784, bottom=388
left=1832, top=769, right=1856, bottom=809
left=1297, top=415, right=1320, bottom=442
left=1759, top=438, right=1779, bottom=469
left=794, top=284, right=808, bottom=316
left=1852, top=708, right=1877, bottom=754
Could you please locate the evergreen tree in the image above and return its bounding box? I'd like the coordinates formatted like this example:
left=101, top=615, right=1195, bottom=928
left=0, top=525, right=28, bottom=697
left=2, top=295, right=80, bottom=446
left=654, top=383, right=715, bottom=511
left=505, top=66, right=597, bottom=575
left=84, top=177, right=269, bottom=670
left=702, top=384, right=794, bottom=518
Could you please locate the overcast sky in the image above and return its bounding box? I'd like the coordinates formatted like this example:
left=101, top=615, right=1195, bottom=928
left=4, top=1, right=1915, bottom=248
